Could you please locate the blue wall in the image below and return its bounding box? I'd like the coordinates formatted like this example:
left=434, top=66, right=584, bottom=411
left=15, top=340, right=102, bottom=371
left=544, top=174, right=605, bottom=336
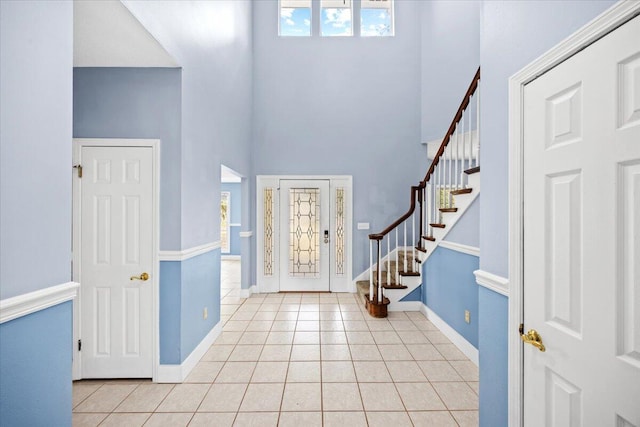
left=73, top=67, right=183, bottom=250
left=422, top=247, right=479, bottom=349
left=478, top=288, right=508, bottom=427
left=181, top=250, right=220, bottom=359
left=0, top=302, right=73, bottom=427
left=0, top=0, right=73, bottom=300
left=123, top=0, right=254, bottom=251
left=252, top=0, right=424, bottom=281
left=222, top=183, right=242, bottom=256
left=421, top=0, right=480, bottom=143
left=159, top=250, right=220, bottom=365
left=444, top=197, right=480, bottom=248
left=0, top=2, right=74, bottom=425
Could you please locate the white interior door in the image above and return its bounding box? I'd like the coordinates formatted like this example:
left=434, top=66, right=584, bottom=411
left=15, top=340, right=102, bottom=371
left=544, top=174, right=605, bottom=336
left=523, top=16, right=640, bottom=426
left=279, top=180, right=330, bottom=292
left=80, top=145, right=154, bottom=378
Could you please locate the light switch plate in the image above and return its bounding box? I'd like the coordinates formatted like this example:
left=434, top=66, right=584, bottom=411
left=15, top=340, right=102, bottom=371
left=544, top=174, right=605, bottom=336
left=357, top=222, right=370, bottom=230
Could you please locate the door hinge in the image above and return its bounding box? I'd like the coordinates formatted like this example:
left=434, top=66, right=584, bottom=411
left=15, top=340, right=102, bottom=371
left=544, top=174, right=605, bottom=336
left=78, top=339, right=82, bottom=351
left=73, top=164, right=83, bottom=178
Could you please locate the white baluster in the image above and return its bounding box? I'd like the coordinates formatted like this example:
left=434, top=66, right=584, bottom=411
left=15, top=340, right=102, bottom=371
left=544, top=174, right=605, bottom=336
left=403, top=221, right=407, bottom=273
left=455, top=123, right=459, bottom=191
left=377, top=242, right=382, bottom=303
left=412, top=207, right=416, bottom=269
left=476, top=84, right=480, bottom=167
left=386, top=235, right=390, bottom=288
left=468, top=103, right=473, bottom=170
left=369, top=240, right=374, bottom=301
left=395, top=228, right=399, bottom=285
left=427, top=182, right=432, bottom=237
left=462, top=114, right=467, bottom=188
left=447, top=136, right=452, bottom=208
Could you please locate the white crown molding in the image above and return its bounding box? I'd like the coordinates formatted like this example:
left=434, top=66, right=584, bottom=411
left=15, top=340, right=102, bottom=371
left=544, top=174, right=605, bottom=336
left=1, top=282, right=79, bottom=324
left=239, top=231, right=253, bottom=238
left=439, top=241, right=480, bottom=257
left=159, top=241, right=221, bottom=261
left=474, top=269, right=509, bottom=297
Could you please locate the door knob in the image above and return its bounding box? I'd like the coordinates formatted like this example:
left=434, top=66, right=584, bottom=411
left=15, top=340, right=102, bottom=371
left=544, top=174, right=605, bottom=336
left=130, top=272, right=149, bottom=281
left=519, top=325, right=546, bottom=352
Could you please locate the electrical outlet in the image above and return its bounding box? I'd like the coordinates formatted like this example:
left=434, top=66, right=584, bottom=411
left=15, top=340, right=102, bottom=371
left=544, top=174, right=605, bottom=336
left=203, top=307, right=208, bottom=320
left=464, top=310, right=470, bottom=324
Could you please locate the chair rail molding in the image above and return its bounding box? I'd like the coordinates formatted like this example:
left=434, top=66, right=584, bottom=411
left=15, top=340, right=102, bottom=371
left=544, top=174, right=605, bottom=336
left=159, top=241, right=221, bottom=261
left=440, top=241, right=480, bottom=257
left=474, top=270, right=509, bottom=297
left=0, top=282, right=79, bottom=324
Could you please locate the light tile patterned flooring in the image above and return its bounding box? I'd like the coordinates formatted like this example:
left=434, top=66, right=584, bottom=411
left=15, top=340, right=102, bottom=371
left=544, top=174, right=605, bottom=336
left=73, top=260, right=478, bottom=426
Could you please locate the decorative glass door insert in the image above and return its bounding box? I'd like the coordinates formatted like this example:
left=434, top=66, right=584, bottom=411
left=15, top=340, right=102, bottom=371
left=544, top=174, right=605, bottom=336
left=289, top=188, right=321, bottom=277
left=279, top=180, right=330, bottom=291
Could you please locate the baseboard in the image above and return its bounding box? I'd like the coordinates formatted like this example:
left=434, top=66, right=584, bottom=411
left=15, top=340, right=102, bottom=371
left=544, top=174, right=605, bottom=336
left=388, top=300, right=422, bottom=312
left=238, top=285, right=257, bottom=298
left=156, top=320, right=222, bottom=383
left=221, top=255, right=241, bottom=261
left=420, top=304, right=479, bottom=366
left=0, top=282, right=79, bottom=324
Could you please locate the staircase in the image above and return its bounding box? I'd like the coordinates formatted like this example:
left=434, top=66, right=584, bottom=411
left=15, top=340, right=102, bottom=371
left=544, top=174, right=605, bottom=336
left=358, top=68, right=481, bottom=318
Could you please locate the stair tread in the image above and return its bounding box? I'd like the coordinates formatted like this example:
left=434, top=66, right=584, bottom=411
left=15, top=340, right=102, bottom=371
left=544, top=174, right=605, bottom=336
left=464, top=166, right=480, bottom=175
left=415, top=246, right=427, bottom=253
left=399, top=271, right=421, bottom=277
left=422, top=236, right=436, bottom=241
left=439, top=207, right=458, bottom=213
left=430, top=223, right=446, bottom=228
left=451, top=188, right=473, bottom=195
left=382, top=284, right=408, bottom=290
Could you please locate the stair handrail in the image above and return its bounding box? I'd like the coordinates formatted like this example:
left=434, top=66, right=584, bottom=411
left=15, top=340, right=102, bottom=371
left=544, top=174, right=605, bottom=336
left=369, top=66, right=481, bottom=241
left=368, top=185, right=420, bottom=241
left=363, top=67, right=480, bottom=316
left=422, top=67, right=481, bottom=186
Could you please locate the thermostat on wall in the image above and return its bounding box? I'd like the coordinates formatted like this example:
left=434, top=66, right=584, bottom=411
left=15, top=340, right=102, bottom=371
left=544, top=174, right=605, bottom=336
left=357, top=223, right=370, bottom=230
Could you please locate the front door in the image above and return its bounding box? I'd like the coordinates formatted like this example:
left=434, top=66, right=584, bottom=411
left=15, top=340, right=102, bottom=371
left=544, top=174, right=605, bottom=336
left=523, top=16, right=640, bottom=425
left=279, top=180, right=330, bottom=292
left=78, top=145, right=154, bottom=378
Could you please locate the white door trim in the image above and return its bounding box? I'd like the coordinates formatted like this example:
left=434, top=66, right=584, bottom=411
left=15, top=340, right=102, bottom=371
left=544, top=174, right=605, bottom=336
left=256, top=175, right=353, bottom=293
left=508, top=2, right=640, bottom=425
left=72, top=138, right=160, bottom=382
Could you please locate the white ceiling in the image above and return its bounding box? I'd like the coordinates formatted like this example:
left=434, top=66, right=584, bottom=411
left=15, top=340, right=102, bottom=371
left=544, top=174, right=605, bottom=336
left=74, top=0, right=178, bottom=67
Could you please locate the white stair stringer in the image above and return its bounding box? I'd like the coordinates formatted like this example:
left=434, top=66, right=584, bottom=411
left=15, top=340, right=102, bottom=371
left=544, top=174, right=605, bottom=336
left=384, top=171, right=481, bottom=309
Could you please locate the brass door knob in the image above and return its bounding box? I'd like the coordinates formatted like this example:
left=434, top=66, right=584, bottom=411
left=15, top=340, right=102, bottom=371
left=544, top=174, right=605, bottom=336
left=520, top=328, right=546, bottom=352
left=130, top=272, right=149, bottom=281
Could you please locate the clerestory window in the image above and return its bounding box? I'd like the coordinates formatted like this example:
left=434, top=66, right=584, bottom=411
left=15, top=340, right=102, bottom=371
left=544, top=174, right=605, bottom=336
left=279, top=0, right=312, bottom=37
left=360, top=0, right=394, bottom=37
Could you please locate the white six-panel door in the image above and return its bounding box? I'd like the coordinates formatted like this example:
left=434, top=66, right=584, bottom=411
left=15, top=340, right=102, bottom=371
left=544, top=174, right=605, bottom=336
left=523, top=16, right=640, bottom=426
left=279, top=180, right=330, bottom=292
left=80, top=145, right=154, bottom=378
